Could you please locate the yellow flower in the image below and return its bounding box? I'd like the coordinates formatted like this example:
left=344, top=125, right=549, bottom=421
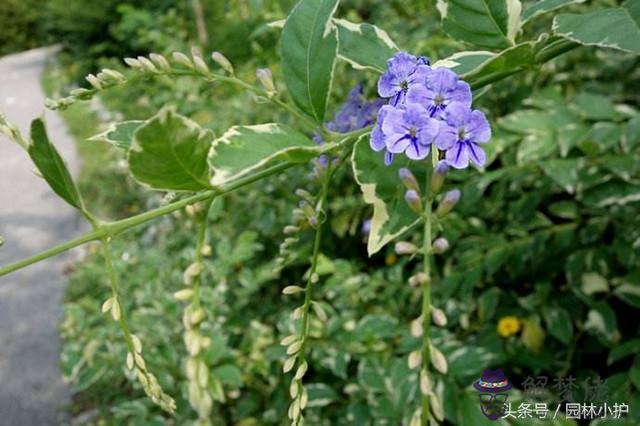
left=385, top=253, right=397, bottom=266
left=497, top=316, right=521, bottom=337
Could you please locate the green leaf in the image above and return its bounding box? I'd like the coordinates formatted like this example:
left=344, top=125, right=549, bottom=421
left=213, top=364, right=243, bottom=387
left=357, top=358, right=387, bottom=393
left=571, top=93, right=622, bottom=121
left=613, top=283, right=640, bottom=308
left=521, top=318, right=545, bottom=353
left=580, top=180, right=640, bottom=208
left=630, top=358, right=640, bottom=390
left=88, top=120, right=144, bottom=150
left=208, top=123, right=322, bottom=186
left=608, top=338, right=640, bottom=365
left=433, top=51, right=496, bottom=75
left=128, top=107, right=213, bottom=191
left=438, top=0, right=523, bottom=49
left=522, top=0, right=585, bottom=25
left=334, top=19, right=398, bottom=73
left=351, top=137, right=421, bottom=255
left=305, top=383, right=338, bottom=407
left=28, top=118, right=85, bottom=211
left=553, top=1, right=640, bottom=55
left=463, top=42, right=536, bottom=88
left=542, top=306, right=573, bottom=344
left=540, top=159, right=582, bottom=194
left=584, top=302, right=620, bottom=345
left=581, top=272, right=609, bottom=295
left=280, top=0, right=339, bottom=122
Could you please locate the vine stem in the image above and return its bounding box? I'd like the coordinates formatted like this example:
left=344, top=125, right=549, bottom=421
left=420, top=159, right=434, bottom=426
left=0, top=160, right=293, bottom=277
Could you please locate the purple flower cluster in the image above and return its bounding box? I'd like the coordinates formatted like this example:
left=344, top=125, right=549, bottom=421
left=371, top=52, right=491, bottom=169
left=313, top=84, right=384, bottom=171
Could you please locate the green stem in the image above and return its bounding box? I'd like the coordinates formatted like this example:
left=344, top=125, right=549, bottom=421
left=0, top=160, right=294, bottom=277
left=420, top=164, right=433, bottom=426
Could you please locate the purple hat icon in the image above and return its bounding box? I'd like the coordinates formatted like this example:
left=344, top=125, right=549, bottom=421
left=474, top=369, right=512, bottom=393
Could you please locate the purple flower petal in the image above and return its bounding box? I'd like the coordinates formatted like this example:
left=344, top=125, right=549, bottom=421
left=434, top=121, right=457, bottom=151
left=467, top=142, right=486, bottom=167
left=384, top=151, right=395, bottom=166
left=446, top=141, right=470, bottom=169
left=370, top=105, right=391, bottom=152
left=451, top=80, right=472, bottom=106
left=378, top=71, right=399, bottom=98
left=405, top=139, right=430, bottom=160
left=388, top=52, right=418, bottom=78
left=427, top=67, right=459, bottom=95
left=444, top=101, right=472, bottom=128
left=467, top=110, right=491, bottom=143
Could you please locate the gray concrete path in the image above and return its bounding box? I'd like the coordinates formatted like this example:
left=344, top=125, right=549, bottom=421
left=0, top=47, right=85, bottom=425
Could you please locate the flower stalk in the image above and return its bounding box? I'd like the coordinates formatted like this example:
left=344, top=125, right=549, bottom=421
left=283, top=153, right=338, bottom=426
left=420, top=160, right=434, bottom=425
left=100, top=237, right=176, bottom=413
left=179, top=197, right=217, bottom=424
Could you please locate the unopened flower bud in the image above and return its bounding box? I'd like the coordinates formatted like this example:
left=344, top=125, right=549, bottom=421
left=395, top=241, right=417, bottom=255
left=85, top=74, right=103, bottom=90
left=430, top=160, right=449, bottom=193
left=124, top=57, right=142, bottom=69
left=436, top=189, right=461, bottom=216
left=256, top=68, right=275, bottom=93
left=70, top=88, right=93, bottom=100
left=409, top=272, right=428, bottom=286
left=172, top=51, right=193, bottom=68
left=137, top=56, right=159, bottom=73
left=432, top=307, right=447, bottom=326
left=101, top=69, right=126, bottom=82
left=295, top=189, right=314, bottom=202
left=174, top=289, right=194, bottom=301
left=299, top=200, right=315, bottom=217
left=432, top=237, right=449, bottom=254
left=211, top=51, right=234, bottom=74
left=192, top=54, right=209, bottom=75
left=404, top=189, right=422, bottom=214
left=399, top=168, right=419, bottom=192
left=283, top=225, right=299, bottom=235
left=149, top=53, right=171, bottom=72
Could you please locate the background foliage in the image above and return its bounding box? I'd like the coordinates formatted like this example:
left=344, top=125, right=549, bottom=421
left=9, top=0, right=639, bottom=424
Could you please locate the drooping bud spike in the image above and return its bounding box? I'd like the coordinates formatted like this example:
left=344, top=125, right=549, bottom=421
left=398, top=168, right=420, bottom=192
left=436, top=189, right=460, bottom=217
left=404, top=189, right=422, bottom=214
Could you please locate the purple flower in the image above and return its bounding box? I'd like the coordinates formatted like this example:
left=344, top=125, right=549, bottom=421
left=407, top=67, right=471, bottom=118
left=442, top=102, right=491, bottom=169
left=327, top=84, right=384, bottom=133
left=381, top=104, right=447, bottom=160
left=378, top=52, right=431, bottom=106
